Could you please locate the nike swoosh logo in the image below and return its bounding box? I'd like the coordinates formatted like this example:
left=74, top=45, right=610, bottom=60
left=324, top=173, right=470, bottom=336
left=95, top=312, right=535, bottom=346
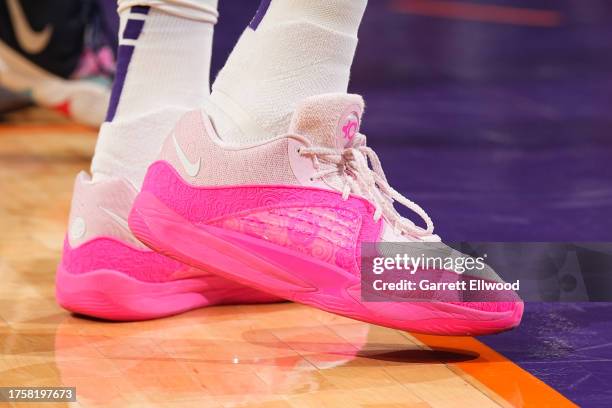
left=99, top=206, right=131, bottom=234
left=7, top=0, right=53, bottom=54
left=172, top=132, right=201, bottom=177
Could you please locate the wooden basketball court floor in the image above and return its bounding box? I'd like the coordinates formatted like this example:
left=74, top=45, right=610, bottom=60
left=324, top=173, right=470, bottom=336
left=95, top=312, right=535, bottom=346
left=0, top=111, right=577, bottom=407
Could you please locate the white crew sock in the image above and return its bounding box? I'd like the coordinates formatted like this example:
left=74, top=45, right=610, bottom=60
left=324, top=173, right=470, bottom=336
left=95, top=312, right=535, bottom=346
left=209, top=0, right=367, bottom=144
left=91, top=0, right=217, bottom=188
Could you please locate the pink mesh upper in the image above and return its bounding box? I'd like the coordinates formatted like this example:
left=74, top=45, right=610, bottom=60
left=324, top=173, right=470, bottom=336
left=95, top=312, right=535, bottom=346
left=214, top=206, right=362, bottom=273
left=141, top=161, right=384, bottom=275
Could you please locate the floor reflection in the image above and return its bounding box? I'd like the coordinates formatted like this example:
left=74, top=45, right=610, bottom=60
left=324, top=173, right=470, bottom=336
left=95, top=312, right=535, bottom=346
left=47, top=303, right=478, bottom=406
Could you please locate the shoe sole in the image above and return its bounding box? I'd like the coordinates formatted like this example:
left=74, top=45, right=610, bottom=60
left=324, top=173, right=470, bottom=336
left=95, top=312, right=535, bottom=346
left=0, top=40, right=108, bottom=126
left=56, top=260, right=281, bottom=321
left=129, top=190, right=524, bottom=335
left=55, top=263, right=222, bottom=321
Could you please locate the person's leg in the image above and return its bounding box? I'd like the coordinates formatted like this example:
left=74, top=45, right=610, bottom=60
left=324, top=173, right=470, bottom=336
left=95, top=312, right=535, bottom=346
left=91, top=0, right=217, bottom=188
left=57, top=0, right=280, bottom=321
left=208, top=0, right=367, bottom=143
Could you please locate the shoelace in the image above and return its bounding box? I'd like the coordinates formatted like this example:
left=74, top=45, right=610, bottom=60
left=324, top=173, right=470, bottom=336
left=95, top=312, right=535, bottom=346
left=299, top=133, right=436, bottom=239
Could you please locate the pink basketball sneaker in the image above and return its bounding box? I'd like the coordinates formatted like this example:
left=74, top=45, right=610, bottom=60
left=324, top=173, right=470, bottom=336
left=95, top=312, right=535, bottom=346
left=56, top=173, right=280, bottom=321
left=129, top=93, right=524, bottom=335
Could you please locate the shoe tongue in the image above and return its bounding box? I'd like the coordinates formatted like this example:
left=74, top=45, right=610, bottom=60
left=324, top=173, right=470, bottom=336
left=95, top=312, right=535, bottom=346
left=288, top=94, right=364, bottom=149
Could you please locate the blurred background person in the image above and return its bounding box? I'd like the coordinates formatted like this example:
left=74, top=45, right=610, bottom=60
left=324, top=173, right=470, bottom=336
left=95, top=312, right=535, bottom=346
left=0, top=0, right=117, bottom=126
